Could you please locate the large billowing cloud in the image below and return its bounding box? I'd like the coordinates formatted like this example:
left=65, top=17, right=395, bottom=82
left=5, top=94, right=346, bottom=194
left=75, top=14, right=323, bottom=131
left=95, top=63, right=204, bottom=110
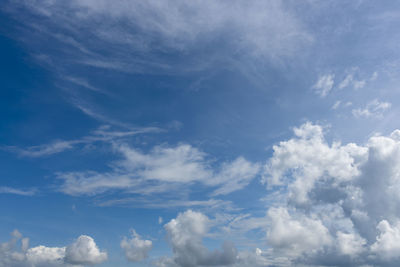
left=259, top=122, right=400, bottom=266
left=0, top=230, right=107, bottom=267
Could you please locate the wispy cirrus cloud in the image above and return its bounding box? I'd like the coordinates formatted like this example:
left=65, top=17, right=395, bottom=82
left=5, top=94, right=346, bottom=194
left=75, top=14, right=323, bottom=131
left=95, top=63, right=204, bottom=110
left=3, top=125, right=160, bottom=158
left=56, top=143, right=260, bottom=198
left=3, top=0, right=311, bottom=75
left=0, top=186, right=37, bottom=196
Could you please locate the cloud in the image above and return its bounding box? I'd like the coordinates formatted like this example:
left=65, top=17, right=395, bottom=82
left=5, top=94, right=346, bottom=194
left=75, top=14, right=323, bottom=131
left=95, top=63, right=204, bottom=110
left=312, top=74, right=335, bottom=97
left=336, top=231, right=366, bottom=257
left=263, top=122, right=366, bottom=205
left=4, top=125, right=159, bottom=158
left=0, top=231, right=106, bottom=267
left=57, top=143, right=259, bottom=197
left=338, top=73, right=366, bottom=90
left=64, top=235, right=107, bottom=265
left=259, top=122, right=400, bottom=265
left=266, top=207, right=332, bottom=256
left=163, top=210, right=238, bottom=267
left=352, top=99, right=391, bottom=118
left=120, top=229, right=152, bottom=262
left=4, top=0, right=311, bottom=75
left=338, top=74, right=354, bottom=89
left=0, top=187, right=36, bottom=196
left=371, top=220, right=400, bottom=260
left=209, top=157, right=261, bottom=196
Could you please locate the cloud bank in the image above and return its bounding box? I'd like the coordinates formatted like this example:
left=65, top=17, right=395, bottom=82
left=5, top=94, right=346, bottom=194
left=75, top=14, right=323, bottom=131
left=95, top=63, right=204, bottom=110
left=0, top=231, right=107, bottom=267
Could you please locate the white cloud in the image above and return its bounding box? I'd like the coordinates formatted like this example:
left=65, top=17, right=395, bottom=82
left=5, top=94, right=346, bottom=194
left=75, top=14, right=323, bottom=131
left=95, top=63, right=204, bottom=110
left=118, top=144, right=211, bottom=183
left=65, top=235, right=107, bottom=265
left=164, top=210, right=238, bottom=267
left=266, top=207, right=332, bottom=255
left=338, top=74, right=353, bottom=89
left=352, top=99, right=391, bottom=118
left=259, top=122, right=400, bottom=265
left=6, top=0, right=311, bottom=74
left=120, top=230, right=152, bottom=262
left=332, top=100, right=341, bottom=110
left=0, top=187, right=36, bottom=196
left=336, top=231, right=366, bottom=256
left=263, top=122, right=366, bottom=205
left=371, top=220, right=400, bottom=260
left=312, top=74, right=334, bottom=97
left=57, top=143, right=259, bottom=197
left=209, top=157, right=261, bottom=196
left=353, top=79, right=366, bottom=89
left=0, top=231, right=106, bottom=267
left=338, top=73, right=366, bottom=90
left=4, top=125, right=160, bottom=158
left=26, top=246, right=66, bottom=266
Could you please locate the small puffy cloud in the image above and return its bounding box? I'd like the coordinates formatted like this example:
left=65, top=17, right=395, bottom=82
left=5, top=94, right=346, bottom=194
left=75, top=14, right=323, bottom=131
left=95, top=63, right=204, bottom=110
left=164, top=210, right=238, bottom=267
left=352, top=99, right=391, bottom=118
left=120, top=230, right=152, bottom=262
left=312, top=74, right=335, bottom=97
left=65, top=235, right=107, bottom=265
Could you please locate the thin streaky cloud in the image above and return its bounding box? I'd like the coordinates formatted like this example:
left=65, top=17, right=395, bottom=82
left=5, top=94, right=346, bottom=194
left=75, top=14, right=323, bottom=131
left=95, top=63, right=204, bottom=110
left=0, top=186, right=37, bottom=196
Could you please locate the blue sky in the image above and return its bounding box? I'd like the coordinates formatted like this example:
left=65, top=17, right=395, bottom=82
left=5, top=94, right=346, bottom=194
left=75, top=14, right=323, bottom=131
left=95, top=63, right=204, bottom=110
left=1, top=1, right=400, bottom=266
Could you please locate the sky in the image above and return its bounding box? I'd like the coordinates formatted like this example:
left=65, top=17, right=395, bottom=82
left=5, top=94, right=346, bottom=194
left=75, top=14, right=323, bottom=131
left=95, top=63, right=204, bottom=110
left=1, top=0, right=400, bottom=266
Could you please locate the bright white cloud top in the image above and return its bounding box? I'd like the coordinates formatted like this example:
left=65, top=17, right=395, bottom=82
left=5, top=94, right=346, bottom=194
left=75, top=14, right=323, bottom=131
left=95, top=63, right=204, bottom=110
left=1, top=1, right=400, bottom=267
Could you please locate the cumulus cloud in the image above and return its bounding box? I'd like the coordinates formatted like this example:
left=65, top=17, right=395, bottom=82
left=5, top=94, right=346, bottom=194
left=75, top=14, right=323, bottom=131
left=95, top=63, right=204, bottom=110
left=371, top=220, right=400, bottom=260
left=65, top=235, right=107, bottom=265
left=263, top=122, right=366, bottom=205
left=120, top=230, right=152, bottom=262
left=312, top=74, right=335, bottom=97
left=164, top=210, right=238, bottom=267
left=0, top=231, right=106, bottom=267
left=266, top=207, right=332, bottom=256
left=259, top=122, right=400, bottom=265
